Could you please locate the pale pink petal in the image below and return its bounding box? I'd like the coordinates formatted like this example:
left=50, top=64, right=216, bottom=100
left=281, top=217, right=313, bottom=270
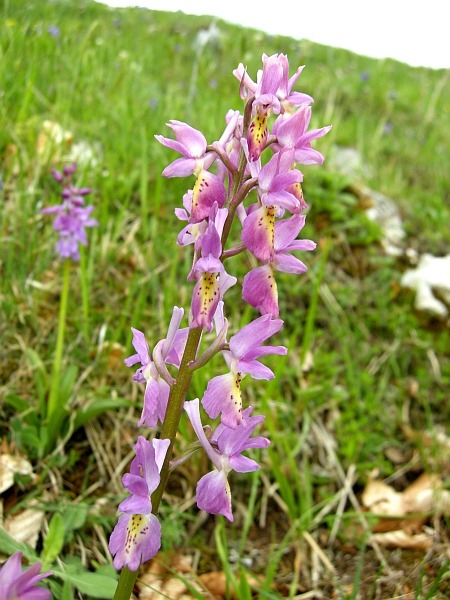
left=196, top=470, right=233, bottom=521
left=190, top=171, right=226, bottom=224
left=202, top=372, right=244, bottom=429
left=161, top=157, right=197, bottom=178
left=184, top=399, right=222, bottom=469
left=275, top=253, right=308, bottom=274
left=229, top=455, right=260, bottom=472
left=242, top=265, right=279, bottom=317
left=274, top=214, right=306, bottom=251
left=241, top=205, right=275, bottom=262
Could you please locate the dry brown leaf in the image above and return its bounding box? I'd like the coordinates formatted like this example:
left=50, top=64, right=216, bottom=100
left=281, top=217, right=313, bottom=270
left=199, top=570, right=263, bottom=599
left=402, top=473, right=450, bottom=514
left=369, top=529, right=432, bottom=550
left=138, top=576, right=192, bottom=600
left=199, top=571, right=233, bottom=598
left=0, top=454, right=34, bottom=494
left=360, top=473, right=450, bottom=549
left=3, top=499, right=45, bottom=548
left=362, top=479, right=404, bottom=516
left=137, top=554, right=201, bottom=600
left=362, top=473, right=450, bottom=519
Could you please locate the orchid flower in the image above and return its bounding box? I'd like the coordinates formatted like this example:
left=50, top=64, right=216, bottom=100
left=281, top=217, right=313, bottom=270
left=241, top=149, right=304, bottom=262
left=124, top=307, right=188, bottom=427
left=184, top=399, right=269, bottom=521
left=273, top=105, right=332, bottom=165
left=156, top=121, right=227, bottom=223
left=202, top=315, right=287, bottom=428
left=0, top=553, right=52, bottom=600
left=190, top=206, right=236, bottom=331
left=40, top=162, right=98, bottom=261
left=242, top=214, right=316, bottom=317
left=109, top=437, right=170, bottom=571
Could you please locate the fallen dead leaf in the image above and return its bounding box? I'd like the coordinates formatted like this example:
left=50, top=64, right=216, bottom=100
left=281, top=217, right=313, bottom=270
left=361, top=473, right=450, bottom=549
left=369, top=529, right=432, bottom=550
left=200, top=571, right=232, bottom=598
left=0, top=454, right=34, bottom=494
left=199, top=570, right=265, bottom=599
left=137, top=554, right=202, bottom=600
left=3, top=498, right=45, bottom=548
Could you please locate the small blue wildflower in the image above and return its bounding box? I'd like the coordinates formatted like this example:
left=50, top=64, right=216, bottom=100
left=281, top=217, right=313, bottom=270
left=48, top=25, right=60, bottom=37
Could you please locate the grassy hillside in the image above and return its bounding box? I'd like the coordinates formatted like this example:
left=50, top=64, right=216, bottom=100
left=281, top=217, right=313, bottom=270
left=1, top=1, right=449, bottom=598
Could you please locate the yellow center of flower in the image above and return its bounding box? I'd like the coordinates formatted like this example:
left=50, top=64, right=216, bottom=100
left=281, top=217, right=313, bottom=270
left=229, top=371, right=243, bottom=421
left=197, top=272, right=220, bottom=318
left=249, top=112, right=268, bottom=147
left=192, top=170, right=210, bottom=213
left=124, top=514, right=150, bottom=555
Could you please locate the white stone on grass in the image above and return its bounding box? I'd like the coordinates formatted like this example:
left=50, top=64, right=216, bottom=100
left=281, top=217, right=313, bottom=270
left=401, top=254, right=450, bottom=317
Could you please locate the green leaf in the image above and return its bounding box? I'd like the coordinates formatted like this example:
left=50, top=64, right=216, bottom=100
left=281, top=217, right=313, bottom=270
left=59, top=364, right=79, bottom=406
left=73, top=398, right=134, bottom=430
left=238, top=570, right=253, bottom=600
left=62, top=505, right=87, bottom=538
left=41, top=513, right=65, bottom=567
left=20, top=425, right=43, bottom=451
left=61, top=579, right=74, bottom=600
left=0, top=528, right=38, bottom=561
left=4, top=393, right=30, bottom=413
left=62, top=572, right=117, bottom=598
left=26, top=348, right=49, bottom=410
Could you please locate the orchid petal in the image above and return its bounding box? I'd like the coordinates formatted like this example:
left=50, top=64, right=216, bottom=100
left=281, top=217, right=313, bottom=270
left=109, top=513, right=161, bottom=572
left=202, top=372, right=244, bottom=429
left=242, top=264, right=279, bottom=318
left=229, top=455, right=260, bottom=473
left=196, top=470, right=233, bottom=521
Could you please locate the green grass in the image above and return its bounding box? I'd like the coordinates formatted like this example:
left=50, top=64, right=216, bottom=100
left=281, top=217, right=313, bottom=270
left=1, top=1, right=449, bottom=598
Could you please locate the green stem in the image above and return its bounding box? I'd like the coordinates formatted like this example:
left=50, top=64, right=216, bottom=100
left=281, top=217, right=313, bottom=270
left=113, top=326, right=203, bottom=600
left=79, top=244, right=90, bottom=346
left=47, top=258, right=71, bottom=421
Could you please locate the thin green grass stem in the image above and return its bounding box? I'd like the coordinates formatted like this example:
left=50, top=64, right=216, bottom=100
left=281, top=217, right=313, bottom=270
left=301, top=236, right=330, bottom=366
left=140, top=129, right=149, bottom=238
left=238, top=469, right=260, bottom=559
left=47, top=258, right=71, bottom=422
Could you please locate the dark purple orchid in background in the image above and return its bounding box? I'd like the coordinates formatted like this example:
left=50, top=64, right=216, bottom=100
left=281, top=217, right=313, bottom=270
left=40, top=162, right=98, bottom=260
left=48, top=25, right=60, bottom=37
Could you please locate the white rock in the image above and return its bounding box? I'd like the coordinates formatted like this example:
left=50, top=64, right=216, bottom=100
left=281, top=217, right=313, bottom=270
left=364, top=188, right=406, bottom=257
left=401, top=253, right=450, bottom=317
